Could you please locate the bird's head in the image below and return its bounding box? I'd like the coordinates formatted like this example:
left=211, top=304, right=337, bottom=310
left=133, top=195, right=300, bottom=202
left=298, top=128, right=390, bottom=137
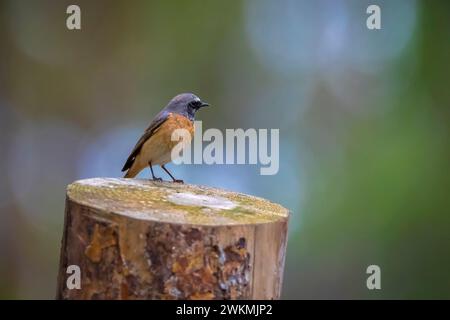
left=166, top=93, right=209, bottom=120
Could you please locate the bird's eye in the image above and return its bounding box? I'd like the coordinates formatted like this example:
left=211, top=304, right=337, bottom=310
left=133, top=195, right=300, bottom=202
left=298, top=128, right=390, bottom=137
left=191, top=100, right=201, bottom=107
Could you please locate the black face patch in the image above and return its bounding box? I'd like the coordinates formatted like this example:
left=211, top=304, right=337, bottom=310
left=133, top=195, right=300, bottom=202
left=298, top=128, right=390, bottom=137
left=189, top=100, right=203, bottom=109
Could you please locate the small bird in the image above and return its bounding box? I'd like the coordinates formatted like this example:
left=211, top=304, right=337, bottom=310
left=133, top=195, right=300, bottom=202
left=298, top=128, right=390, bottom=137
left=122, top=93, right=209, bottom=183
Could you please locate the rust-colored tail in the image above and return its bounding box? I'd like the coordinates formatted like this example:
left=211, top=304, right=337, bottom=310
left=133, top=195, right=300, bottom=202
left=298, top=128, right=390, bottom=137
left=123, top=166, right=139, bottom=178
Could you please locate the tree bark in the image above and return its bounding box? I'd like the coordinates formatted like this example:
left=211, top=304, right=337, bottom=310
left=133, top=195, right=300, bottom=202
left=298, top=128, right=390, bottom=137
left=56, top=178, right=290, bottom=300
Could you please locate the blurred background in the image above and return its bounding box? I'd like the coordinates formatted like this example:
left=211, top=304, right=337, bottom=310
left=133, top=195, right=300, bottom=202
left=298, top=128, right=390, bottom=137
left=0, top=0, right=449, bottom=299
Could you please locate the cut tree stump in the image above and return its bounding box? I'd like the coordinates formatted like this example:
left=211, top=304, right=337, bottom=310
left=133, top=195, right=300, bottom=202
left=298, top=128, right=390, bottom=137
left=56, top=178, right=290, bottom=300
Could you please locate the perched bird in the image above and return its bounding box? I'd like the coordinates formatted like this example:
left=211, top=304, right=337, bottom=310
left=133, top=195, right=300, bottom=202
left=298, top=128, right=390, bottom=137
left=121, top=93, right=209, bottom=183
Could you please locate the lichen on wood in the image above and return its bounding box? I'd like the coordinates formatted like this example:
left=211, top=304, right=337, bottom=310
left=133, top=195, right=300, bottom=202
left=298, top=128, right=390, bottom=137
left=57, top=178, right=289, bottom=300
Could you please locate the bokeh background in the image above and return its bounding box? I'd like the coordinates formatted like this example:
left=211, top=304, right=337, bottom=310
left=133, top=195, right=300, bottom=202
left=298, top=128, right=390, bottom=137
left=0, top=0, right=449, bottom=299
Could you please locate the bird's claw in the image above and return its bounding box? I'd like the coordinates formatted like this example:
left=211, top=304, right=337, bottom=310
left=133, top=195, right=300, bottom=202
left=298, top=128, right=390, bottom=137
left=173, top=179, right=184, bottom=184
left=152, top=177, right=163, bottom=182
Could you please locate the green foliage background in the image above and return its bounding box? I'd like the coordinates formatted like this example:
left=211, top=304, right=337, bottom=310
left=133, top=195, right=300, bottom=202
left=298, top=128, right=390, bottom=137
left=0, top=0, right=448, bottom=299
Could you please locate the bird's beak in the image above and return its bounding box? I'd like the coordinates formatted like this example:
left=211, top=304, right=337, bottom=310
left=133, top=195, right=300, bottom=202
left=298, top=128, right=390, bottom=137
left=200, top=101, right=210, bottom=108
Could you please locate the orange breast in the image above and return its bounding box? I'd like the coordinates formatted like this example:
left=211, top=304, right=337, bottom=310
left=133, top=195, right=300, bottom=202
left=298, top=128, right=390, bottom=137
left=157, top=113, right=194, bottom=144
left=134, top=113, right=195, bottom=167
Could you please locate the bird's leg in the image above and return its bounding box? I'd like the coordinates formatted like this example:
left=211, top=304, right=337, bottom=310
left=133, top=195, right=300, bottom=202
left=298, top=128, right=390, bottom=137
left=161, top=165, right=183, bottom=184
left=148, top=162, right=162, bottom=181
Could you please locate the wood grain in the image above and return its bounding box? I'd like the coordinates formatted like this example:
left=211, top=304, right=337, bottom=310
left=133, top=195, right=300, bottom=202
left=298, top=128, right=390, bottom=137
left=56, top=178, right=290, bottom=300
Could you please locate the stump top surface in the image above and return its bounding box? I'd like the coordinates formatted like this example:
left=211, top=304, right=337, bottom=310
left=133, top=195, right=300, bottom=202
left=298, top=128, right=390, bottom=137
left=67, top=178, right=289, bottom=226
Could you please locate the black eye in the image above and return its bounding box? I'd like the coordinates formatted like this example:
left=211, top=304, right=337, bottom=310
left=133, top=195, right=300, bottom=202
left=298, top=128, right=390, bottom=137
left=191, top=100, right=201, bottom=108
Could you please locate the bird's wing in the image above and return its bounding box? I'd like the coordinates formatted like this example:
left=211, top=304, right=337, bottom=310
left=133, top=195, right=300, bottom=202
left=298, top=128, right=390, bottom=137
left=121, top=110, right=170, bottom=172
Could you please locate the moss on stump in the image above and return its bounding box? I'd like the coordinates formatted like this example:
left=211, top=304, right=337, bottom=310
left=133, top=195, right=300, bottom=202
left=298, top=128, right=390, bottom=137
left=57, top=178, right=290, bottom=300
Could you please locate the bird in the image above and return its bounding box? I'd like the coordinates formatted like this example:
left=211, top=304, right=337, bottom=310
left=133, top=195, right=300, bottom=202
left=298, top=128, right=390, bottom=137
left=121, top=93, right=209, bottom=183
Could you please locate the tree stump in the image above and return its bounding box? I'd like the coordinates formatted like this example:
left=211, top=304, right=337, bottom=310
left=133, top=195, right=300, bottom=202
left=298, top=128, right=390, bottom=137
left=56, top=178, right=290, bottom=300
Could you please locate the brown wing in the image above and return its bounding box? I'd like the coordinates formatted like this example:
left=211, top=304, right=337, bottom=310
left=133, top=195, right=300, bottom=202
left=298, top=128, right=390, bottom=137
left=121, top=111, right=170, bottom=172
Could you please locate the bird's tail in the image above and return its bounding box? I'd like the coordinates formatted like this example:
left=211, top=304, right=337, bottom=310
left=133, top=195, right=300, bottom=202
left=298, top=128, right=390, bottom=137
left=123, top=166, right=139, bottom=178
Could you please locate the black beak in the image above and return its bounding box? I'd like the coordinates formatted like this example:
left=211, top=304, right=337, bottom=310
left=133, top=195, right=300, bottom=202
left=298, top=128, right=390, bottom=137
left=200, top=101, right=210, bottom=107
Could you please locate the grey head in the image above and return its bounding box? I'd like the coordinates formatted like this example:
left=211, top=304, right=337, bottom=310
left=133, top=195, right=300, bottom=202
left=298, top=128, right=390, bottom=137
left=164, top=93, right=209, bottom=121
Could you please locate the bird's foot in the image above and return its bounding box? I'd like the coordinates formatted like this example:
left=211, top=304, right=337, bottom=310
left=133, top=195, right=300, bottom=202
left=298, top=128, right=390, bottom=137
left=173, top=179, right=184, bottom=184
left=152, top=177, right=163, bottom=182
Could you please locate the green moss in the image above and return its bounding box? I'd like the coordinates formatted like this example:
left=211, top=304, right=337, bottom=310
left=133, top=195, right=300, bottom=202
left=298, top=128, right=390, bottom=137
left=67, top=178, right=289, bottom=226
